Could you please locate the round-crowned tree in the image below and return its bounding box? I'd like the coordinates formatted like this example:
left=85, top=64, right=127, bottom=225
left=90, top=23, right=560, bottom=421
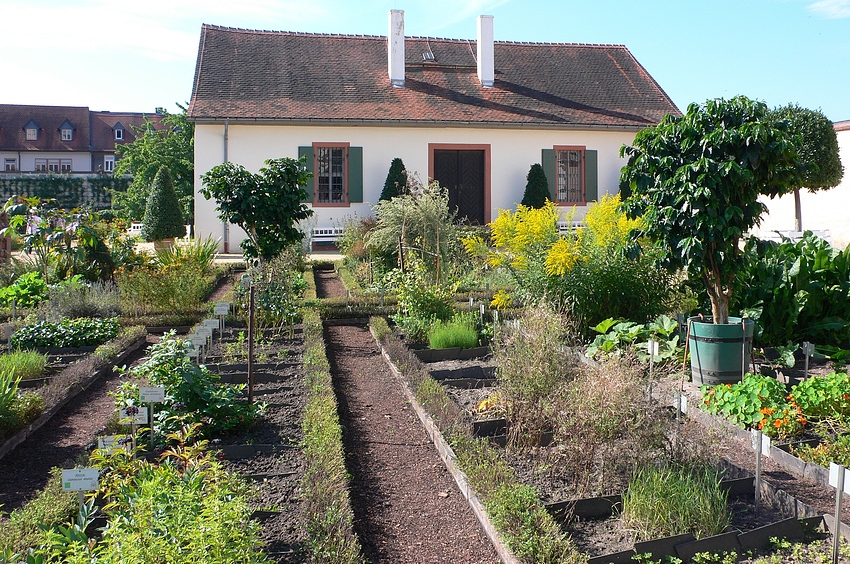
left=140, top=166, right=185, bottom=243
left=520, top=163, right=550, bottom=208
left=379, top=158, right=407, bottom=201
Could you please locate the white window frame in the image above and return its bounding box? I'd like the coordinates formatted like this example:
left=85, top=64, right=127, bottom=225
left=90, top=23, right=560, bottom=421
left=60, top=159, right=72, bottom=172
left=61, top=128, right=73, bottom=141
left=114, top=128, right=124, bottom=140
left=26, top=128, right=38, bottom=141
left=47, top=159, right=60, bottom=173
left=104, top=155, right=115, bottom=172
left=4, top=158, right=17, bottom=172
left=34, top=159, right=47, bottom=171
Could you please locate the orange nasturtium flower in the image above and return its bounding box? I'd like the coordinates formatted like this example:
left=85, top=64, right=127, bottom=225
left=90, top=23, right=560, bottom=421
left=759, top=407, right=774, bottom=416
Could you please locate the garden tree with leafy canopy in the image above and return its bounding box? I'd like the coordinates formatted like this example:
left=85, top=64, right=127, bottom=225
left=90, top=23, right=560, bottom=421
left=769, top=104, right=843, bottom=232
left=620, top=96, right=801, bottom=325
left=520, top=163, right=550, bottom=208
left=113, top=105, right=194, bottom=222
left=200, top=157, right=313, bottom=261
left=140, top=166, right=185, bottom=243
left=379, top=157, right=408, bottom=201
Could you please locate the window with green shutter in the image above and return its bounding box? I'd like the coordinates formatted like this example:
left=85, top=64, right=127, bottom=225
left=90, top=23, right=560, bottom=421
left=299, top=143, right=363, bottom=206
left=541, top=146, right=597, bottom=205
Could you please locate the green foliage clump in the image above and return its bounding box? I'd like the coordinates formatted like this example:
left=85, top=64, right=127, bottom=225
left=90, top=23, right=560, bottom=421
left=0, top=467, right=77, bottom=556
left=622, top=464, right=731, bottom=541
left=585, top=315, right=681, bottom=362
left=152, top=237, right=220, bottom=275
left=621, top=95, right=802, bottom=324
left=794, top=433, right=850, bottom=468
left=734, top=233, right=850, bottom=347
left=116, top=262, right=217, bottom=317
left=0, top=370, right=45, bottom=439
left=789, top=371, right=850, bottom=420
left=388, top=266, right=455, bottom=341
left=45, top=278, right=122, bottom=319
left=234, top=248, right=306, bottom=329
left=428, top=314, right=479, bottom=349
left=0, top=271, right=48, bottom=308
left=378, top=157, right=407, bottom=201
left=11, top=317, right=120, bottom=349
left=0, top=350, right=47, bottom=381
left=520, top=163, right=550, bottom=208
left=113, top=106, right=195, bottom=222
left=200, top=157, right=313, bottom=261
left=114, top=333, right=261, bottom=438
left=140, top=166, right=185, bottom=242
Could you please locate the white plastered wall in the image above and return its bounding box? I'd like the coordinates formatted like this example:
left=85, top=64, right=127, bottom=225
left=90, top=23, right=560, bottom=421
left=193, top=122, right=638, bottom=253
left=754, top=126, right=850, bottom=249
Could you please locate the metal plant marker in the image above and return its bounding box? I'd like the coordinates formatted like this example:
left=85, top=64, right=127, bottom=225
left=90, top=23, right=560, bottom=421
left=829, top=463, right=850, bottom=563
left=802, top=341, right=815, bottom=380
left=751, top=429, right=770, bottom=515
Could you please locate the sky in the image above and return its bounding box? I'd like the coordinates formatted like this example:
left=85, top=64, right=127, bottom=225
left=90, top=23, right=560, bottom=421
left=1, top=0, right=848, bottom=121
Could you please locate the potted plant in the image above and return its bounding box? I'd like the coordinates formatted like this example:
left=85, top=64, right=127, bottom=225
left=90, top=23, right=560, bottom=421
left=620, top=96, right=801, bottom=384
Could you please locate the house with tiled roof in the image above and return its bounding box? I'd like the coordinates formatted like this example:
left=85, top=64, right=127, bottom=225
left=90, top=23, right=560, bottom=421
left=0, top=104, right=161, bottom=174
left=189, top=11, right=680, bottom=251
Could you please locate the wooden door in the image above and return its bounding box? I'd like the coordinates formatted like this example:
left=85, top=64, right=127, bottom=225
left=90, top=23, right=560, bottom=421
left=433, top=150, right=485, bottom=224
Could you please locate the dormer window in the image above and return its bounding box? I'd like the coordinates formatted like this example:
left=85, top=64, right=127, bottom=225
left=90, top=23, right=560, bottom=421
left=113, top=123, right=125, bottom=141
left=23, top=119, right=40, bottom=141
left=58, top=119, right=75, bottom=142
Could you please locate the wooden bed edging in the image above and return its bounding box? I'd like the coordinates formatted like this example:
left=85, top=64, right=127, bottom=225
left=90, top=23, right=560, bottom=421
left=370, top=325, right=521, bottom=564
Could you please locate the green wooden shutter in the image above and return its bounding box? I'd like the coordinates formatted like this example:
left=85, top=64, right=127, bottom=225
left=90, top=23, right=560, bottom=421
left=584, top=149, right=598, bottom=203
left=298, top=146, right=314, bottom=202
left=541, top=149, right=556, bottom=202
left=348, top=146, right=363, bottom=203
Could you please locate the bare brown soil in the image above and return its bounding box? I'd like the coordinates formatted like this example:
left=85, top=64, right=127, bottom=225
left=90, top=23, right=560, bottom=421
left=314, top=269, right=499, bottom=563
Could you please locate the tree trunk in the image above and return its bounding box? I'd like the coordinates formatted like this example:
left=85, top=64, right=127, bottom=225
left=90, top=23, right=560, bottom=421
left=794, top=188, right=803, bottom=232
left=704, top=271, right=730, bottom=325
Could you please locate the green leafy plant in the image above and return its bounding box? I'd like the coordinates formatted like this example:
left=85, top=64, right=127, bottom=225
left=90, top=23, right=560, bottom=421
left=428, top=313, right=479, bottom=349
left=116, top=262, right=216, bottom=316
left=622, top=464, right=731, bottom=542
left=0, top=271, right=48, bottom=309
left=793, top=433, right=850, bottom=467
left=388, top=265, right=455, bottom=341
left=621, top=96, right=801, bottom=324
left=0, top=350, right=46, bottom=383
left=586, top=315, right=681, bottom=363
left=10, top=317, right=119, bottom=349
left=378, top=157, right=407, bottom=201
left=734, top=233, right=850, bottom=346
left=153, top=236, right=219, bottom=274
left=140, top=166, right=185, bottom=243
left=0, top=370, right=45, bottom=439
left=200, top=157, right=313, bottom=261
left=789, top=371, right=850, bottom=420
left=520, top=163, right=550, bottom=208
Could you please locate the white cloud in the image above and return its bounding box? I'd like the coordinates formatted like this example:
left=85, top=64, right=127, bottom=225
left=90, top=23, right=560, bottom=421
left=807, top=0, right=850, bottom=18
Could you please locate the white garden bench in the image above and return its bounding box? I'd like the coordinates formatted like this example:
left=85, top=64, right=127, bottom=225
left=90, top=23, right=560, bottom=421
left=311, top=227, right=345, bottom=250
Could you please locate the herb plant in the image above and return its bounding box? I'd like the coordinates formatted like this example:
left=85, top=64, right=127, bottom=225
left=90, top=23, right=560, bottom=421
left=10, top=317, right=120, bottom=349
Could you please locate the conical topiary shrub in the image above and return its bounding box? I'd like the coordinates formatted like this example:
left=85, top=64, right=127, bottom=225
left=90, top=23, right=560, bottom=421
left=379, top=158, right=407, bottom=201
left=141, top=166, right=185, bottom=244
left=520, top=163, right=550, bottom=208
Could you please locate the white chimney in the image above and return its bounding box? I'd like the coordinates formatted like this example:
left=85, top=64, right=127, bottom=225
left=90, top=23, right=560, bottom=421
left=388, top=10, right=405, bottom=87
left=477, top=15, right=494, bottom=87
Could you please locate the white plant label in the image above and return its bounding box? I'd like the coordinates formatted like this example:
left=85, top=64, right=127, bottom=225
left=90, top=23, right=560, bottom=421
left=97, top=435, right=120, bottom=450
left=139, top=386, right=165, bottom=403
left=203, top=318, right=221, bottom=330
left=190, top=335, right=206, bottom=347
left=62, top=468, right=99, bottom=491
left=751, top=429, right=771, bottom=457
left=214, top=302, right=230, bottom=315
left=802, top=341, right=815, bottom=356
left=829, top=463, right=850, bottom=494
left=197, top=327, right=213, bottom=339
left=673, top=393, right=688, bottom=415
left=648, top=340, right=659, bottom=357
left=120, top=406, right=148, bottom=424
